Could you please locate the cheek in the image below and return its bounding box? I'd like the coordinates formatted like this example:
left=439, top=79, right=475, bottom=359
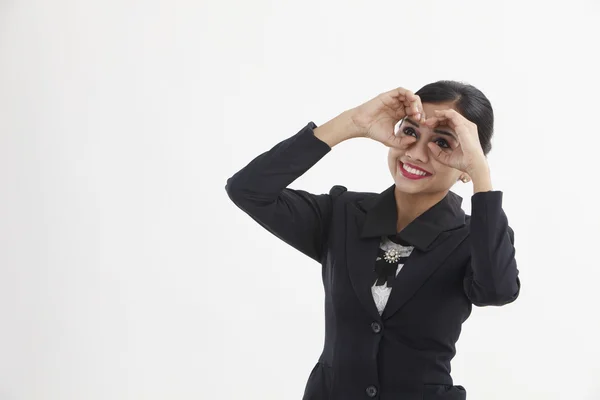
left=388, top=157, right=396, bottom=172
left=432, top=160, right=459, bottom=179
left=388, top=150, right=400, bottom=166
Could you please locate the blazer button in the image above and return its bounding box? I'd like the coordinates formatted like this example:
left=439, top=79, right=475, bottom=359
left=366, top=385, right=378, bottom=397
left=371, top=322, right=382, bottom=333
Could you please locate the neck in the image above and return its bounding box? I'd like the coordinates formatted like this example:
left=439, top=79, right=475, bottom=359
left=394, top=187, right=448, bottom=232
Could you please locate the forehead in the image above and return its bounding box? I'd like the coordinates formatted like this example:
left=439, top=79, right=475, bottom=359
left=401, top=117, right=454, bottom=134
left=407, top=102, right=460, bottom=128
left=422, top=101, right=456, bottom=113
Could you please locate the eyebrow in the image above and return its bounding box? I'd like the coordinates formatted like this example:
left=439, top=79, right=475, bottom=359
left=404, top=118, right=457, bottom=140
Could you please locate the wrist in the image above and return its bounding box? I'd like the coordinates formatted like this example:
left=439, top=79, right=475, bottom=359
left=464, top=159, right=491, bottom=193
left=466, top=159, right=490, bottom=178
left=469, top=165, right=492, bottom=193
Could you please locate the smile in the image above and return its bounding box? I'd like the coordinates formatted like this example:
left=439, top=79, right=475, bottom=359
left=399, top=162, right=432, bottom=180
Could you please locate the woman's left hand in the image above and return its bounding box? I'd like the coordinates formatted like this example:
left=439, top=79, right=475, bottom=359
left=424, top=109, right=488, bottom=175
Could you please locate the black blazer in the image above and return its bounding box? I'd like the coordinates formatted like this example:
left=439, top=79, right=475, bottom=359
left=225, top=122, right=521, bottom=400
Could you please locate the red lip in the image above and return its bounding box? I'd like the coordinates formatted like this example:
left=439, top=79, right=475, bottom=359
left=399, top=161, right=432, bottom=180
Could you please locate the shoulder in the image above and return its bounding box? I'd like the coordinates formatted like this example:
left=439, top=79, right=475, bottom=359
left=328, top=185, right=378, bottom=206
left=465, top=214, right=472, bottom=225
left=328, top=184, right=348, bottom=198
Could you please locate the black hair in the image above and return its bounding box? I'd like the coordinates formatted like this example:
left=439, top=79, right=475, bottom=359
left=415, top=80, right=494, bottom=155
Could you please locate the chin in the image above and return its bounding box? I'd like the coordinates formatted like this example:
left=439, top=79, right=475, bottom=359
left=393, top=180, right=426, bottom=194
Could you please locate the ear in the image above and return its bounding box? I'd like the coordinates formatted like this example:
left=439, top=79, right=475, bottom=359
left=458, top=173, right=471, bottom=183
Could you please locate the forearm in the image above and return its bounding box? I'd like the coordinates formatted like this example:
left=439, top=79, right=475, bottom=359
left=313, top=110, right=361, bottom=148
left=466, top=191, right=521, bottom=306
left=224, top=122, right=336, bottom=262
left=225, top=122, right=331, bottom=203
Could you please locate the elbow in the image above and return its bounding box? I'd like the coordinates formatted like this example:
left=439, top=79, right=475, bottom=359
left=224, top=176, right=236, bottom=197
left=470, top=277, right=521, bottom=307
left=473, top=290, right=520, bottom=307
left=225, top=176, right=245, bottom=205
left=225, top=175, right=239, bottom=195
left=224, top=177, right=250, bottom=214
left=225, top=176, right=272, bottom=213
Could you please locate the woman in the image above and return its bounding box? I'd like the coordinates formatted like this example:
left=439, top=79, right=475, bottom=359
left=225, top=80, right=521, bottom=400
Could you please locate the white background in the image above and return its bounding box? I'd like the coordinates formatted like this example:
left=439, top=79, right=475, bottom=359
left=1, top=0, right=599, bottom=399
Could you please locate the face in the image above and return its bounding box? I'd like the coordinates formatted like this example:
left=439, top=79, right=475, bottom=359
left=387, top=102, right=463, bottom=196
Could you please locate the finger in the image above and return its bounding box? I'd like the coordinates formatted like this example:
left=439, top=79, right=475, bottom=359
left=432, top=109, right=464, bottom=129
left=423, top=115, right=447, bottom=128
left=383, top=88, right=421, bottom=120
left=427, top=142, right=452, bottom=165
left=401, top=88, right=418, bottom=102
left=385, top=135, right=407, bottom=149
left=411, top=94, right=426, bottom=119
left=423, top=116, right=438, bottom=126
left=412, top=96, right=423, bottom=121
left=380, top=88, right=416, bottom=118
left=402, top=99, right=422, bottom=121
left=383, top=87, right=416, bottom=103
left=388, top=134, right=416, bottom=150
left=405, top=103, right=420, bottom=120
left=399, top=135, right=417, bottom=149
left=396, top=99, right=416, bottom=120
left=383, top=135, right=402, bottom=148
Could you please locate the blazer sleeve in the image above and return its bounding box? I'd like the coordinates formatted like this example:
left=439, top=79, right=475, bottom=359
left=225, top=122, right=343, bottom=263
left=463, top=191, right=521, bottom=307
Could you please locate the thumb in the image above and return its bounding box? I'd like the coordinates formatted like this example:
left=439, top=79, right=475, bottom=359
left=382, top=134, right=416, bottom=149
left=396, top=136, right=417, bottom=150
left=427, top=142, right=452, bottom=165
left=382, top=135, right=402, bottom=148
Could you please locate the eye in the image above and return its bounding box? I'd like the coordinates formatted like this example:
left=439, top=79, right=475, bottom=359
left=435, top=138, right=450, bottom=149
left=402, top=127, right=417, bottom=137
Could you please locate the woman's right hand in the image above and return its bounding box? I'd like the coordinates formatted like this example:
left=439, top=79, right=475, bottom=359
left=349, top=87, right=425, bottom=148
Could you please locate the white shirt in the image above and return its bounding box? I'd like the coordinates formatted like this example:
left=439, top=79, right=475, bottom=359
left=371, top=236, right=415, bottom=315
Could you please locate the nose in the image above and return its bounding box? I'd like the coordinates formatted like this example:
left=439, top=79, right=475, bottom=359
left=406, top=139, right=430, bottom=163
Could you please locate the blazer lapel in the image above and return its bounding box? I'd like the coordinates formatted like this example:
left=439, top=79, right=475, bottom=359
left=345, top=184, right=467, bottom=322
left=346, top=204, right=384, bottom=321
left=380, top=231, right=465, bottom=320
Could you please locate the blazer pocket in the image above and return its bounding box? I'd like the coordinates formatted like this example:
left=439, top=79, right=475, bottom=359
left=302, top=362, right=333, bottom=400
left=422, top=383, right=466, bottom=400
